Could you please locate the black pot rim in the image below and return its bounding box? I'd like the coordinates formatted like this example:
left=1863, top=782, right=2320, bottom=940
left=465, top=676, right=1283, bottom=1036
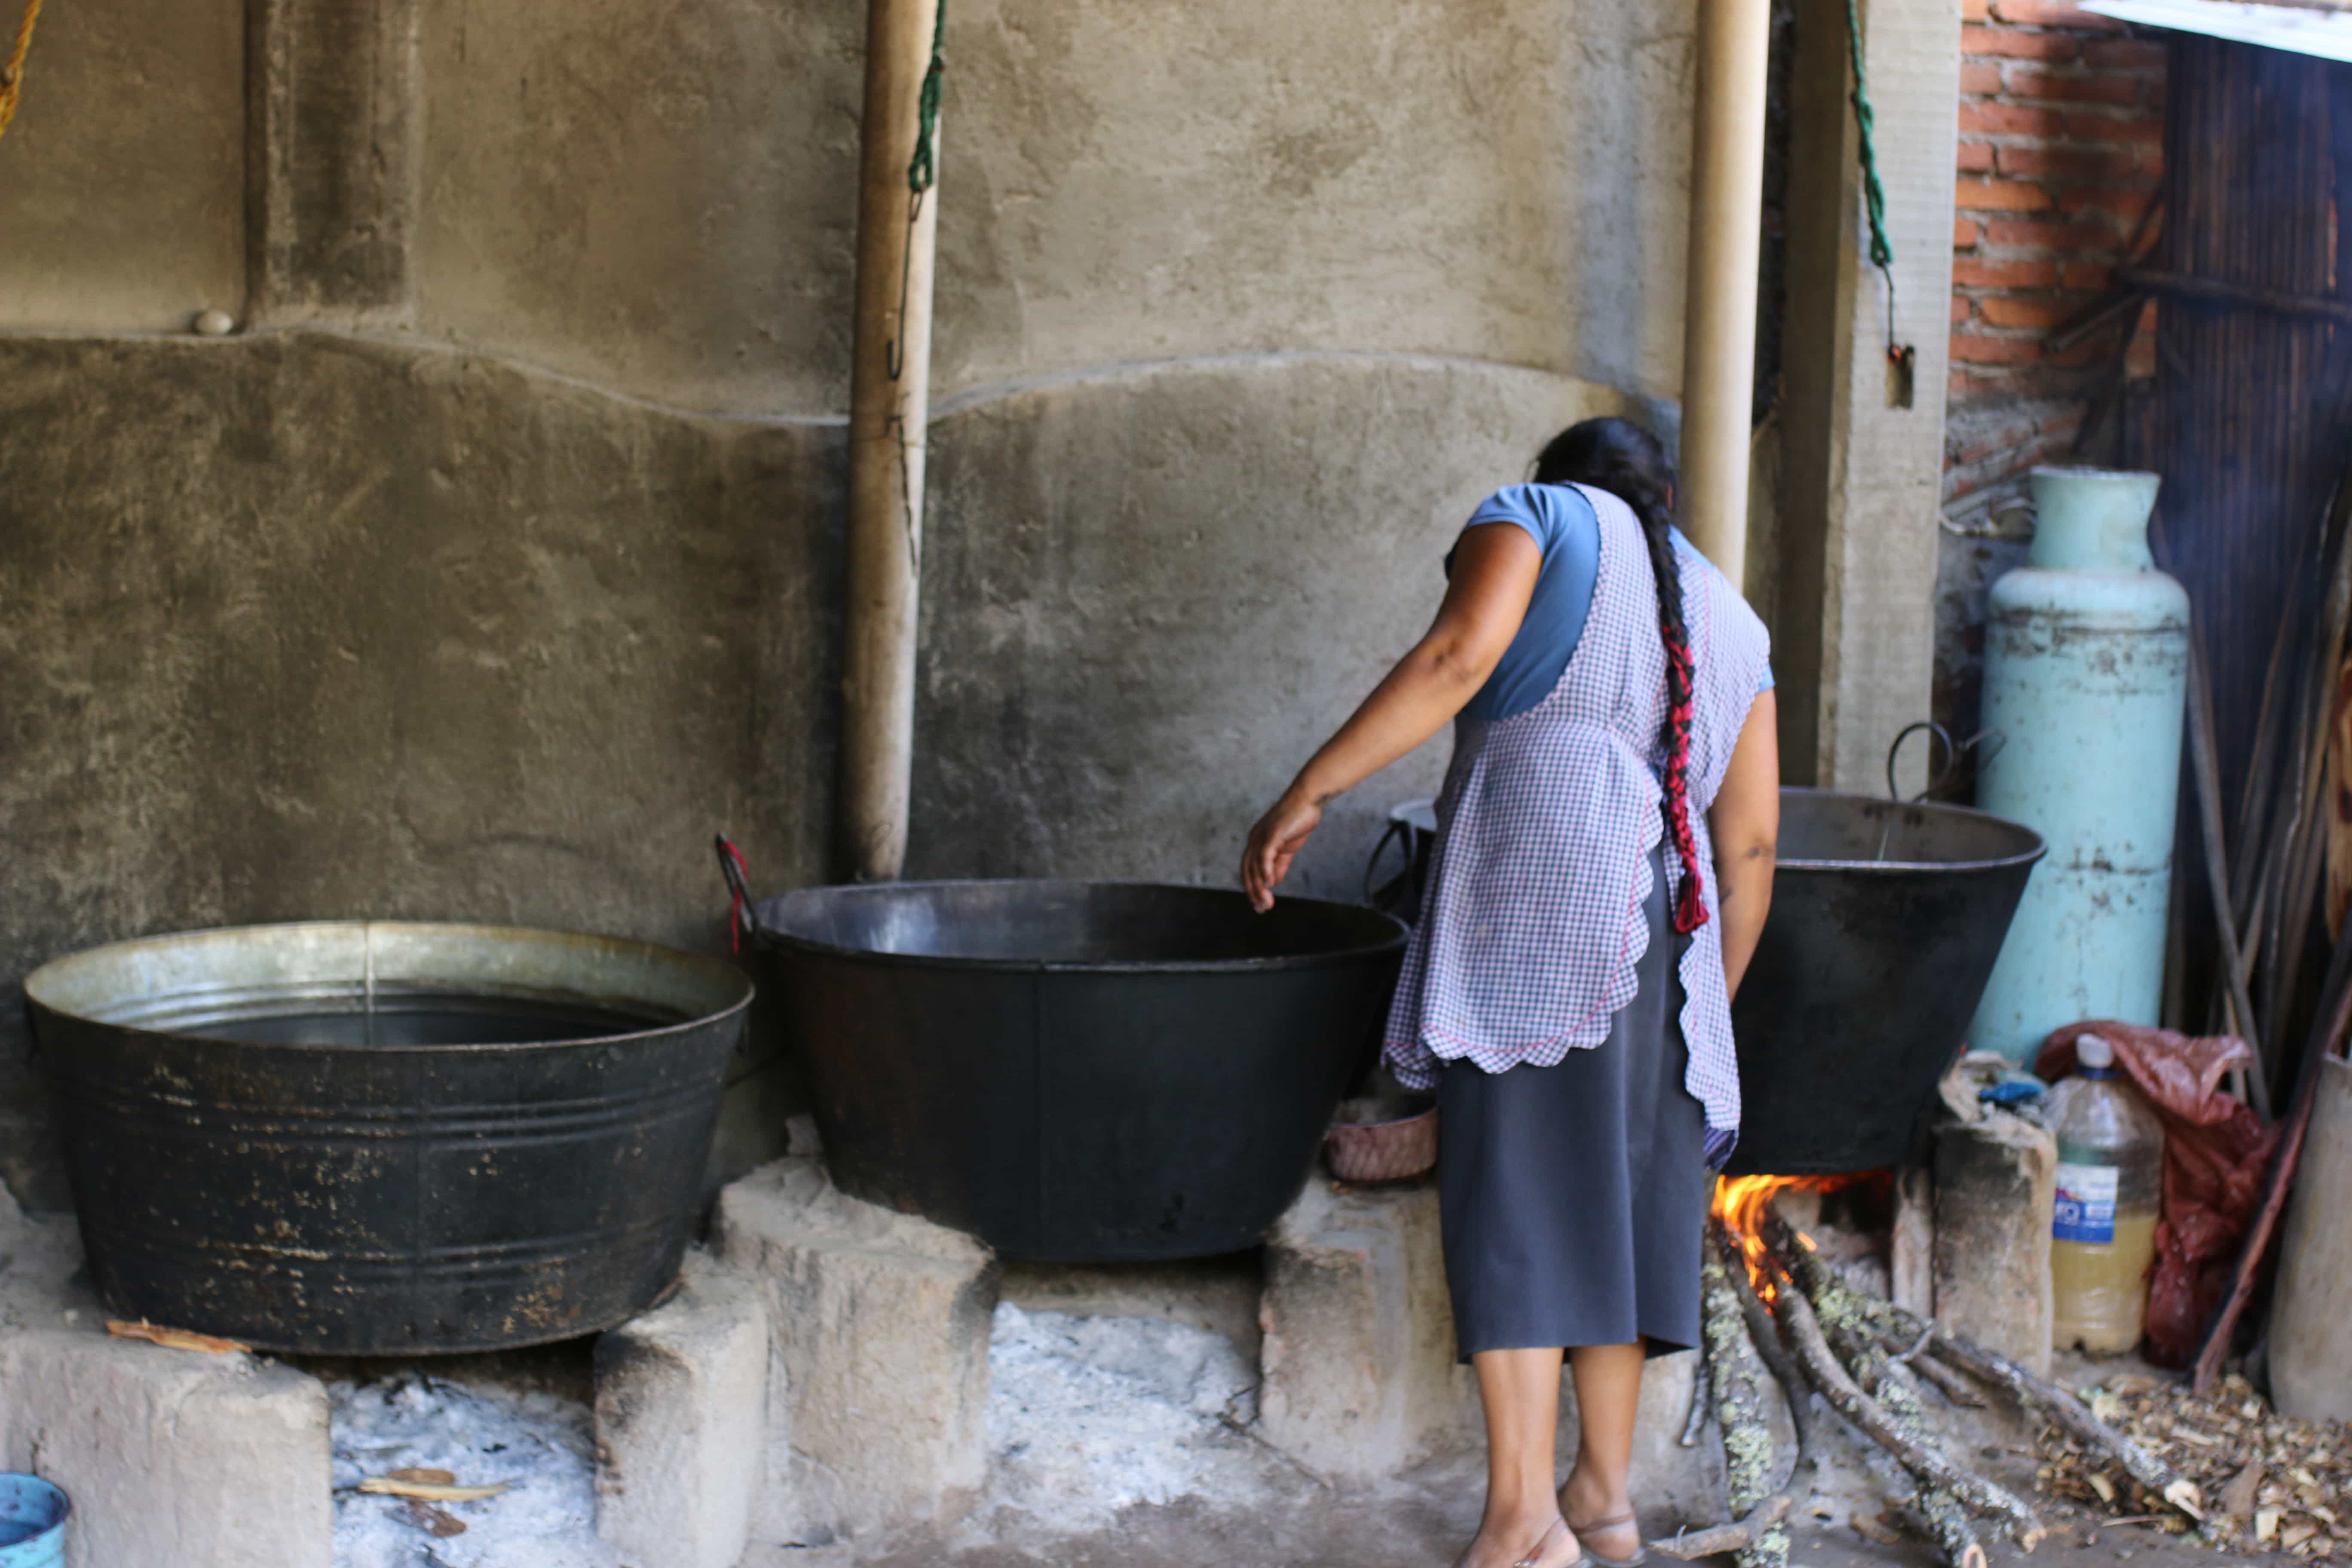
left=1774, top=788, right=2049, bottom=876
left=750, top=877, right=1409, bottom=974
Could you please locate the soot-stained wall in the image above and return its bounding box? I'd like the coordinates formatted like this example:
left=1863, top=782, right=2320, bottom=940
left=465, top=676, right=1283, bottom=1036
left=0, top=335, right=842, bottom=1204
left=0, top=0, right=1705, bottom=1208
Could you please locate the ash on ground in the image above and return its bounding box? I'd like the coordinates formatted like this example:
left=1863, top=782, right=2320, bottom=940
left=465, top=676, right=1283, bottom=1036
left=330, top=1372, right=615, bottom=1568
left=973, top=1302, right=1269, bottom=1534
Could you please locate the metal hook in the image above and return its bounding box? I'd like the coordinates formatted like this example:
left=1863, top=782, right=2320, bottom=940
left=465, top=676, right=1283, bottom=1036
left=1885, top=722, right=2006, bottom=803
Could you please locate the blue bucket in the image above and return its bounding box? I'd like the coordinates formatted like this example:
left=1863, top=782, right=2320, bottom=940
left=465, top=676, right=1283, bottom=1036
left=0, top=1475, right=68, bottom=1567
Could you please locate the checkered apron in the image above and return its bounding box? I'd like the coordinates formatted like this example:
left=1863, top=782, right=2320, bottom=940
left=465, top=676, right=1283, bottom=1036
left=1382, top=484, right=1773, bottom=1167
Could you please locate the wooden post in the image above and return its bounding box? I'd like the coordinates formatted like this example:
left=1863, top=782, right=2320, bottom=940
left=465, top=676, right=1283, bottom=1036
left=839, top=0, right=943, bottom=882
left=1677, top=0, right=1772, bottom=585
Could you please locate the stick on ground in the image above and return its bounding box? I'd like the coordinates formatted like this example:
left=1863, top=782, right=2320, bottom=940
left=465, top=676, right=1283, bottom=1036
left=1703, top=1225, right=1790, bottom=1568
left=1646, top=1225, right=1818, bottom=1567
left=1886, top=1309, right=2202, bottom=1520
left=1774, top=1227, right=1988, bottom=1568
left=1762, top=1240, right=2046, bottom=1550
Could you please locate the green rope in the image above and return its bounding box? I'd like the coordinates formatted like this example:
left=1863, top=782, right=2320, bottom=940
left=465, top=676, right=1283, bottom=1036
left=1846, top=0, right=1913, bottom=398
left=907, top=0, right=946, bottom=195
left=887, top=0, right=947, bottom=380
left=1845, top=0, right=1894, bottom=275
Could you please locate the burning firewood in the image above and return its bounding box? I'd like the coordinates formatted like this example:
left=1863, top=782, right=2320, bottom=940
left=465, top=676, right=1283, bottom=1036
left=1648, top=1221, right=1829, bottom=1564
left=1758, top=1214, right=2041, bottom=1557
left=1767, top=1216, right=1992, bottom=1568
left=1887, top=1343, right=1987, bottom=1409
left=1867, top=1303, right=2203, bottom=1522
left=1696, top=1223, right=1791, bottom=1568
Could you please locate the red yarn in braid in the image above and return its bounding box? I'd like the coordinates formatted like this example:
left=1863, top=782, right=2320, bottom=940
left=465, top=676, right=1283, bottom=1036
left=1531, top=418, right=1710, bottom=934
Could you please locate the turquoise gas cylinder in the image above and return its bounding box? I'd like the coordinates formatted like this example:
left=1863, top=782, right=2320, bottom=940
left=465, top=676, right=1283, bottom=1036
left=1968, top=467, right=2188, bottom=1063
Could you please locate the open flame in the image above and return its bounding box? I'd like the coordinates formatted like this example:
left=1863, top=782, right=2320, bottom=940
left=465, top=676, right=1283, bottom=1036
left=1711, top=1173, right=1876, bottom=1298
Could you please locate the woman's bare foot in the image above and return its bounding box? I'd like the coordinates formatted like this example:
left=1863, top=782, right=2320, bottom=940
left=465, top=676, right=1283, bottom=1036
left=1560, top=1464, right=1642, bottom=1562
left=1453, top=1513, right=1581, bottom=1568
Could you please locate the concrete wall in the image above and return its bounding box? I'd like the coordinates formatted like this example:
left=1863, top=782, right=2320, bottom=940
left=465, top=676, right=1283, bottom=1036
left=915, top=353, right=1630, bottom=886
left=0, top=0, right=1703, bottom=1209
left=1773, top=0, right=1958, bottom=791
left=0, top=0, right=244, bottom=331
left=0, top=334, right=843, bottom=1205
left=395, top=0, right=1697, bottom=416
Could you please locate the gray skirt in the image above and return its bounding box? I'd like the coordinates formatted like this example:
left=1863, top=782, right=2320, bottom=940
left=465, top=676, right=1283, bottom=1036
left=1436, top=844, right=1707, bottom=1360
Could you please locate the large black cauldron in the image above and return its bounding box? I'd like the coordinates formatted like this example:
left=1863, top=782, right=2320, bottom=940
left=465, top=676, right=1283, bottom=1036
left=1727, top=789, right=2045, bottom=1175
left=26, top=921, right=751, bottom=1354
left=745, top=880, right=1406, bottom=1260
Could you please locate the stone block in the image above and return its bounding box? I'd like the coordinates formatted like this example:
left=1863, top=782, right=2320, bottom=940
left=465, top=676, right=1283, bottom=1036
left=596, top=1258, right=769, bottom=1568
left=0, top=1329, right=331, bottom=1568
left=1256, top=1169, right=1467, bottom=1480
left=714, top=1157, right=998, bottom=1544
left=1933, top=1109, right=2056, bottom=1375
left=1257, top=1170, right=1725, bottom=1527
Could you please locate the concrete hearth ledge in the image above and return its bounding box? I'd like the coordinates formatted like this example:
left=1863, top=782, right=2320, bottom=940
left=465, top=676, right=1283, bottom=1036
left=0, top=1178, right=334, bottom=1568
left=0, top=1332, right=332, bottom=1568
left=0, top=1178, right=783, bottom=1568
left=714, top=1156, right=1001, bottom=1547
left=0, top=1183, right=336, bottom=1568
left=597, top=1256, right=770, bottom=1568
left=1260, top=1168, right=1731, bottom=1533
left=1258, top=1165, right=1467, bottom=1479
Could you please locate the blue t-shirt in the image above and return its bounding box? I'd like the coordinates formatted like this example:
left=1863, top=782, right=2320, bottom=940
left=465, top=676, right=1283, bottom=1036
left=1451, top=483, right=1775, bottom=721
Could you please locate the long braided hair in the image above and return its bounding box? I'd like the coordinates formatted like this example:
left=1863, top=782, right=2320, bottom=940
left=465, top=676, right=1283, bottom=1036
left=1531, top=418, right=1709, bottom=935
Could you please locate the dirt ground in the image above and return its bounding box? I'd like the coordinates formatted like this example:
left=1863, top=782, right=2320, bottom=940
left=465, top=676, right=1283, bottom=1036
left=754, top=1503, right=2245, bottom=1568
left=752, top=1460, right=2250, bottom=1568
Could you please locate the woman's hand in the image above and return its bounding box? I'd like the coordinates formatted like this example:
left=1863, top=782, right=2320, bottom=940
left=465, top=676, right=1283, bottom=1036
left=1242, top=788, right=1324, bottom=913
left=1234, top=522, right=1540, bottom=913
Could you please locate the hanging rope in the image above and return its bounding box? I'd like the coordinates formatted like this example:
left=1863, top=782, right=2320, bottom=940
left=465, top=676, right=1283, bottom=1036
left=886, top=0, right=947, bottom=383
left=907, top=0, right=946, bottom=197
left=0, top=0, right=46, bottom=144
left=1845, top=0, right=1915, bottom=400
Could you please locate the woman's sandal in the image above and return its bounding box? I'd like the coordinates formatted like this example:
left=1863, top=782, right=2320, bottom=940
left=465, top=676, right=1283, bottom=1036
left=1512, top=1518, right=1582, bottom=1568
left=1564, top=1510, right=1647, bottom=1568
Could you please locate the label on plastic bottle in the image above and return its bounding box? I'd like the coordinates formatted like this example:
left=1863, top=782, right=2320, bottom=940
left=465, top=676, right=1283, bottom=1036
left=2053, top=1161, right=2119, bottom=1245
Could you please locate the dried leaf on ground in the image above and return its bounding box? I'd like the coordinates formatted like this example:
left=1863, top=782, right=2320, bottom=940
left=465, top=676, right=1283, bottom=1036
left=104, top=1320, right=248, bottom=1354
left=2034, top=1374, right=2351, bottom=1554
left=401, top=1498, right=467, bottom=1538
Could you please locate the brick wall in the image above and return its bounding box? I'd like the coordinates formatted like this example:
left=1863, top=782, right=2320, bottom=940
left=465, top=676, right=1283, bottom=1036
left=1945, top=0, right=2165, bottom=521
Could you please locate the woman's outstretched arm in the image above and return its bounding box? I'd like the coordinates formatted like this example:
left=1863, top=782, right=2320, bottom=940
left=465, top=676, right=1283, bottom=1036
left=1240, top=524, right=1540, bottom=911
left=1708, top=692, right=1779, bottom=999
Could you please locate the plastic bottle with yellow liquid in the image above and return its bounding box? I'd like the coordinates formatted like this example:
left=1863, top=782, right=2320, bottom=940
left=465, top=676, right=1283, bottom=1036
left=2047, top=1033, right=2165, bottom=1352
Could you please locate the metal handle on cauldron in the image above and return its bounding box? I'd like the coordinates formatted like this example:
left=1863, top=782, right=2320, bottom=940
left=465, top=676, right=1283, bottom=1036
left=714, top=833, right=758, bottom=954
left=1363, top=817, right=1413, bottom=906
left=1884, top=721, right=2006, bottom=804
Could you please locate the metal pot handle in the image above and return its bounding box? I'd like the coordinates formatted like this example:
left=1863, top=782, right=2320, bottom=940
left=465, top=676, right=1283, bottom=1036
left=1363, top=817, right=1412, bottom=906
left=714, top=833, right=758, bottom=954
left=1885, top=721, right=2007, bottom=804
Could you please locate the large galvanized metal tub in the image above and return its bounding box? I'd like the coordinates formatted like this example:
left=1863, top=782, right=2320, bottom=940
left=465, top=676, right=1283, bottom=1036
left=25, top=922, right=752, bottom=1354
left=1727, top=789, right=2046, bottom=1175
left=744, top=880, right=1406, bottom=1261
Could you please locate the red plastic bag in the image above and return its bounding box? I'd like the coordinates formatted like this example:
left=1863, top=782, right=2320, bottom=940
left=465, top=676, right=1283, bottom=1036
left=2036, top=1021, right=2281, bottom=1367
